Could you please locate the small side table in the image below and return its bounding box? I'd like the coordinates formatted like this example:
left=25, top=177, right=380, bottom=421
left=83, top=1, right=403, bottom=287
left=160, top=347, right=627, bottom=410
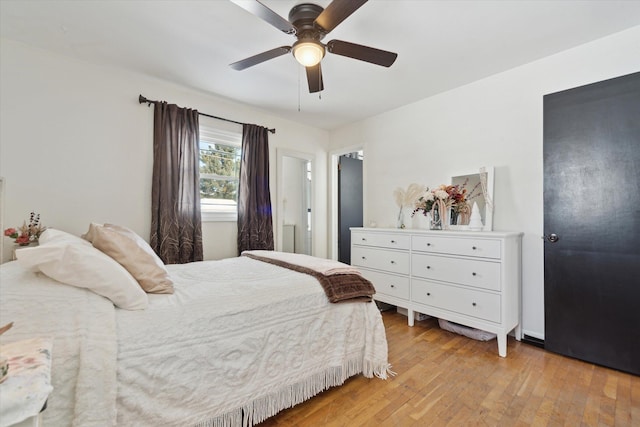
left=0, top=338, right=52, bottom=427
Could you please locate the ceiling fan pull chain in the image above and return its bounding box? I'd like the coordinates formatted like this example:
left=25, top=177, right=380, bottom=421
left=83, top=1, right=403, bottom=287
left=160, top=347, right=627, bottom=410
left=298, top=65, right=301, bottom=112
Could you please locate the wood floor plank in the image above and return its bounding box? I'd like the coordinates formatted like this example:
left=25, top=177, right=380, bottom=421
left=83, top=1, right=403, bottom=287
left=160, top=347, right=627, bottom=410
left=632, top=377, right=640, bottom=422
left=259, top=311, right=639, bottom=426
left=614, top=375, right=632, bottom=426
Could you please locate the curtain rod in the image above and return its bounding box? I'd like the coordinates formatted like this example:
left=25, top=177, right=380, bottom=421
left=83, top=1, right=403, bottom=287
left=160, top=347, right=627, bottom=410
left=138, top=94, right=275, bottom=134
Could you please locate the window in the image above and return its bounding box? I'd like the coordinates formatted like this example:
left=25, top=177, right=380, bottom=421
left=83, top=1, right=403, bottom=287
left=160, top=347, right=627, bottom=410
left=199, top=125, right=242, bottom=221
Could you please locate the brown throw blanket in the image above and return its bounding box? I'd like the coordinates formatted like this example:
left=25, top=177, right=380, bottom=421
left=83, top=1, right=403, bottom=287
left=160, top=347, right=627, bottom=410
left=243, top=253, right=376, bottom=303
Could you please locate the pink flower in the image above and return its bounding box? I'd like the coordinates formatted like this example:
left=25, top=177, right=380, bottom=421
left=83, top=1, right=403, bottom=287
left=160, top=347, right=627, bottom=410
left=15, top=234, right=30, bottom=244
left=4, top=228, right=17, bottom=237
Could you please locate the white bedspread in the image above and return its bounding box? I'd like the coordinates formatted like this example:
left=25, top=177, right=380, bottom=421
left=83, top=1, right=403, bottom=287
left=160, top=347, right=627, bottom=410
left=116, top=256, right=389, bottom=426
left=0, top=261, right=118, bottom=427
left=0, top=256, right=389, bottom=427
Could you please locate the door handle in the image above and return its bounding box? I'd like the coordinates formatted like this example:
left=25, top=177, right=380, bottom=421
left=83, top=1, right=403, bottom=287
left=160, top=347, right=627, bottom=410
left=544, top=233, right=560, bottom=243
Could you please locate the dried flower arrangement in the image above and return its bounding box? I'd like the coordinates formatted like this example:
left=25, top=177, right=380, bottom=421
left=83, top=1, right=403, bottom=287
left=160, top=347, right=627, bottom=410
left=393, top=183, right=426, bottom=228
left=450, top=177, right=485, bottom=225
left=411, top=186, right=454, bottom=216
left=411, top=182, right=482, bottom=228
left=4, top=212, right=46, bottom=245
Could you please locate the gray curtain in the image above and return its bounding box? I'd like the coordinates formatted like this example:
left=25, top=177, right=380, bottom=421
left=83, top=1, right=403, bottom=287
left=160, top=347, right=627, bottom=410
left=151, top=102, right=203, bottom=264
left=237, top=124, right=274, bottom=254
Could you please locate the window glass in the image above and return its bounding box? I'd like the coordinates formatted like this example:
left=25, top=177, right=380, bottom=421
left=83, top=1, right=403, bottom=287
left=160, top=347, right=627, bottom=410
left=199, top=126, right=242, bottom=221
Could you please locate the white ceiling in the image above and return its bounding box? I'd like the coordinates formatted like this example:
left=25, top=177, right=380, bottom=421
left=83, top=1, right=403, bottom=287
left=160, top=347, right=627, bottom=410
left=2, top=0, right=639, bottom=130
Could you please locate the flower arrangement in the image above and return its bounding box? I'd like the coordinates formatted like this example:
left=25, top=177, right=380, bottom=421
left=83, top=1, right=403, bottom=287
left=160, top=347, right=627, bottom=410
left=411, top=186, right=453, bottom=217
left=411, top=188, right=435, bottom=217
left=4, top=212, right=46, bottom=245
left=393, top=183, right=426, bottom=228
left=408, top=173, right=488, bottom=229
left=412, top=183, right=482, bottom=228
left=450, top=177, right=485, bottom=225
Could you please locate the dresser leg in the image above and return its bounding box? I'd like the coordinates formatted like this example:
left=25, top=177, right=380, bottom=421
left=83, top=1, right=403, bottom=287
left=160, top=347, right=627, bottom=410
left=497, top=334, right=507, bottom=357
left=407, top=309, right=415, bottom=327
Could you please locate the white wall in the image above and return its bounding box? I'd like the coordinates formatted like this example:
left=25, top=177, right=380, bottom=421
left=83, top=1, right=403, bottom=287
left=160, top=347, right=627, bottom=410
left=328, top=26, right=640, bottom=340
left=0, top=39, right=330, bottom=262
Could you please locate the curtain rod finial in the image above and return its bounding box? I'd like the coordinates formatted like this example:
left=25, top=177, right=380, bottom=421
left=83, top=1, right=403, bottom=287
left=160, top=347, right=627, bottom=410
left=139, top=94, right=154, bottom=106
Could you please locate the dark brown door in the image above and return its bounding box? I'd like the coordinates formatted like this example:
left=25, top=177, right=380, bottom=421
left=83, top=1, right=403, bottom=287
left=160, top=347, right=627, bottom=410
left=338, top=155, right=363, bottom=264
left=543, top=72, right=640, bottom=375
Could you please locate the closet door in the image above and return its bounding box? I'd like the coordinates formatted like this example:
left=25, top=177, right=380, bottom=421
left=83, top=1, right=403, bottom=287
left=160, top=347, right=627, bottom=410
left=543, top=72, right=640, bottom=375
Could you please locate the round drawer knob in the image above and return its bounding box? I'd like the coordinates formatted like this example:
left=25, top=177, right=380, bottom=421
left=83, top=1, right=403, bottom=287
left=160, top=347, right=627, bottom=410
left=361, top=256, right=366, bottom=260
left=362, top=238, right=366, bottom=241
left=427, top=243, right=432, bottom=246
left=390, top=260, right=396, bottom=264
left=472, top=302, right=477, bottom=307
left=391, top=240, right=396, bottom=243
left=472, top=246, right=477, bottom=250
left=427, top=292, right=431, bottom=296
left=426, top=266, right=431, bottom=269
left=472, top=272, right=477, bottom=276
left=390, top=284, right=395, bottom=288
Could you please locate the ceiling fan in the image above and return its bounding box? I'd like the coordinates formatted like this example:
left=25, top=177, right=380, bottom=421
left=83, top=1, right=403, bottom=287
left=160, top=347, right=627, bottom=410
left=229, top=0, right=398, bottom=93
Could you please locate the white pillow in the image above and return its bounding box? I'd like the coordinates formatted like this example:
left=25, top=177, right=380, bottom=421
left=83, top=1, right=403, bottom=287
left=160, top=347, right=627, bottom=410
left=16, top=229, right=148, bottom=310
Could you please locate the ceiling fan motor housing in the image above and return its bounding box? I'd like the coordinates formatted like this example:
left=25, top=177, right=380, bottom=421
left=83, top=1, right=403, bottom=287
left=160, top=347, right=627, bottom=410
left=289, top=3, right=326, bottom=39
left=289, top=3, right=327, bottom=67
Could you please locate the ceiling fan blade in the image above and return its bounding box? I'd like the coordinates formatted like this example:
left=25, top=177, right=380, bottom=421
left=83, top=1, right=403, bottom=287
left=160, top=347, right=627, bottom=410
left=314, top=0, right=367, bottom=33
left=306, top=64, right=324, bottom=93
left=327, top=40, right=397, bottom=67
left=230, top=0, right=296, bottom=34
left=230, top=46, right=291, bottom=70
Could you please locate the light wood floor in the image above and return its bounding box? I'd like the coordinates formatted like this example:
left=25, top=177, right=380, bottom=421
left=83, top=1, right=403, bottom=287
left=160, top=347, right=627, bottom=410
left=260, top=311, right=639, bottom=426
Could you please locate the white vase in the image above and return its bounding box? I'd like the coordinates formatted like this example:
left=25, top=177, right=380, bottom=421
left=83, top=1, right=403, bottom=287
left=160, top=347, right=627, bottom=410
left=413, top=212, right=431, bottom=229
left=396, top=206, right=406, bottom=229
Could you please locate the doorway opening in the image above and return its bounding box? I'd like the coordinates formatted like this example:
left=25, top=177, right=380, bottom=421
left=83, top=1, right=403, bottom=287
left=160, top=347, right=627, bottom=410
left=277, top=149, right=314, bottom=256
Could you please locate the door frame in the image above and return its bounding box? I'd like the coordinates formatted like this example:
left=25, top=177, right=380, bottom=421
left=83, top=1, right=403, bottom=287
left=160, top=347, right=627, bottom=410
left=329, top=145, right=364, bottom=261
left=276, top=148, right=315, bottom=255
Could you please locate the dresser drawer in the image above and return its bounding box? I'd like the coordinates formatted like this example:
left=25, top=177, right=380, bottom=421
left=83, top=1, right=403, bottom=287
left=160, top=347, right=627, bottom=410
left=360, top=269, right=410, bottom=301
left=412, top=235, right=501, bottom=259
left=352, top=231, right=411, bottom=250
left=412, top=279, right=501, bottom=323
left=351, top=246, right=410, bottom=275
left=411, top=253, right=501, bottom=291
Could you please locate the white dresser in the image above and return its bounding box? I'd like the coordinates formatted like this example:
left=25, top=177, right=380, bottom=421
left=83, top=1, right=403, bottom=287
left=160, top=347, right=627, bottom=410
left=351, top=227, right=523, bottom=357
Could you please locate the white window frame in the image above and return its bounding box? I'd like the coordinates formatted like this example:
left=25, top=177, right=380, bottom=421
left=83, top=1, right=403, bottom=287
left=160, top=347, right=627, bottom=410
left=199, top=125, right=242, bottom=222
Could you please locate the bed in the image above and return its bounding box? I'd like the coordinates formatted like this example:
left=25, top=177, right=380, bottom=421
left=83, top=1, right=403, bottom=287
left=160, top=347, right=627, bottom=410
left=0, top=227, right=390, bottom=427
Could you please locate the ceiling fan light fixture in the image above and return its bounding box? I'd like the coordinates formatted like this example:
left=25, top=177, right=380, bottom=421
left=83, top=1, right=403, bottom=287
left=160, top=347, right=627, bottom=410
left=292, top=40, right=325, bottom=67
